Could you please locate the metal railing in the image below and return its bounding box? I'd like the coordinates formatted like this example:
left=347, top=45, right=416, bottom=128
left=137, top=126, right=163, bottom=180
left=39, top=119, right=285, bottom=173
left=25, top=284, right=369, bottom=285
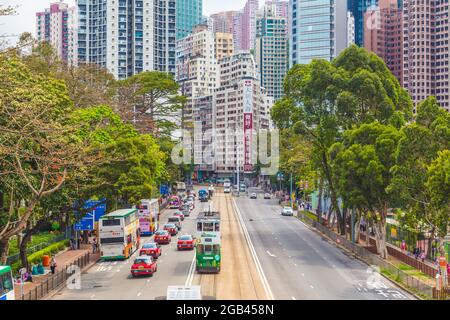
left=19, top=252, right=90, bottom=300
left=296, top=212, right=436, bottom=299
left=7, top=234, right=68, bottom=265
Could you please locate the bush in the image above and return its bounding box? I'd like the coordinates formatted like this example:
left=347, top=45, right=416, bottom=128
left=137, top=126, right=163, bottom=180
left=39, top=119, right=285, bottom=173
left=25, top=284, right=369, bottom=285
left=51, top=222, right=60, bottom=232
left=25, top=239, right=69, bottom=267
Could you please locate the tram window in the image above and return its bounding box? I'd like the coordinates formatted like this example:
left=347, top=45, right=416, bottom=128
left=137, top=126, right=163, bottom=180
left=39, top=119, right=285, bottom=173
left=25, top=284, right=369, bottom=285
left=197, top=244, right=204, bottom=254
left=215, top=223, right=220, bottom=232
left=203, top=222, right=214, bottom=232
left=204, top=245, right=213, bottom=252
left=197, top=222, right=202, bottom=231
left=213, top=245, right=220, bottom=252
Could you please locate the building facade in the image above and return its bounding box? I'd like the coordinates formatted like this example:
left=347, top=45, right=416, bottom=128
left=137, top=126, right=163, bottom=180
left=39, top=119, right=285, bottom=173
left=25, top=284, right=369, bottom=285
left=289, top=0, right=350, bottom=67
left=215, top=32, right=234, bottom=61
left=232, top=0, right=259, bottom=51
left=76, top=0, right=175, bottom=79
left=348, top=0, right=379, bottom=46
left=364, top=0, right=403, bottom=84
left=255, top=4, right=288, bottom=100
left=210, top=10, right=237, bottom=34
left=36, top=2, right=77, bottom=62
left=176, top=0, right=203, bottom=39
left=402, top=0, right=450, bottom=112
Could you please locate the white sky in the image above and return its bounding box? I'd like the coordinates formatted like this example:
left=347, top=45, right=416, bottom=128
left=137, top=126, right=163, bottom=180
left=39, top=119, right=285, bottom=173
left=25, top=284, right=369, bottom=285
left=0, top=0, right=247, bottom=44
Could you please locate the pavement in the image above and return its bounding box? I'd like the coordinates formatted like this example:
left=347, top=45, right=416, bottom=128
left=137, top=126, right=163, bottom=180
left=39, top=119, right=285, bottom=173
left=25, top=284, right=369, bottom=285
left=234, top=195, right=416, bottom=300
left=15, top=244, right=99, bottom=300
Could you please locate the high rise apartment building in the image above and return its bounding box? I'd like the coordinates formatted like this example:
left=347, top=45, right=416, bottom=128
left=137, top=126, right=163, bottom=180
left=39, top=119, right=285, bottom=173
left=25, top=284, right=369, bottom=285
left=402, top=0, right=450, bottom=112
left=175, top=0, right=203, bottom=39
left=255, top=4, right=288, bottom=100
left=215, top=32, right=234, bottom=61
left=364, top=0, right=403, bottom=84
left=232, top=0, right=259, bottom=51
left=76, top=0, right=175, bottom=79
left=289, top=0, right=351, bottom=67
left=210, top=11, right=237, bottom=34
left=36, top=2, right=77, bottom=63
left=348, top=0, right=379, bottom=46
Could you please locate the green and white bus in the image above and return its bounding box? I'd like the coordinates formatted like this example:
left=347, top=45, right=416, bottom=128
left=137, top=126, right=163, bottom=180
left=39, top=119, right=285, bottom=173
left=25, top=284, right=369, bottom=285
left=0, top=266, right=15, bottom=300
left=195, top=205, right=221, bottom=273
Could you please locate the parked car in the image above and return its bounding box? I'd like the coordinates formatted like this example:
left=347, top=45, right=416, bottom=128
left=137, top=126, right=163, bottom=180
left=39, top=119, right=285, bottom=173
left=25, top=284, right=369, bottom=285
left=264, top=193, right=271, bottom=199
left=177, top=234, right=196, bottom=250
left=281, top=206, right=294, bottom=216
left=130, top=256, right=157, bottom=277
left=250, top=193, right=257, bottom=199
left=139, top=242, right=161, bottom=259
left=180, top=205, right=191, bottom=217
left=154, top=230, right=171, bottom=244
left=164, top=223, right=179, bottom=236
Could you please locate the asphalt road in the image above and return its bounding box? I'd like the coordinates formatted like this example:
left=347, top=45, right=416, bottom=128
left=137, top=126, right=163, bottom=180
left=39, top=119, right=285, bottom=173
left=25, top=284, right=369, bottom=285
left=234, top=195, right=416, bottom=300
left=52, top=198, right=205, bottom=300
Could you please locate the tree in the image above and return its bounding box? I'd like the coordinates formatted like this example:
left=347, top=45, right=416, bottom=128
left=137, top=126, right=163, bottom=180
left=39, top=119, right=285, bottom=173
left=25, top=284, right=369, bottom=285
left=116, top=71, right=186, bottom=136
left=330, top=122, right=402, bottom=258
left=271, top=45, right=412, bottom=235
left=388, top=97, right=450, bottom=254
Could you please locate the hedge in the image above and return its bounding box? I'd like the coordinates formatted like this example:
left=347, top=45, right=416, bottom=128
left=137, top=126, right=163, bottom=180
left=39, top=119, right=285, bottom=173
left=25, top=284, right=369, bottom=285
left=11, top=239, right=70, bottom=275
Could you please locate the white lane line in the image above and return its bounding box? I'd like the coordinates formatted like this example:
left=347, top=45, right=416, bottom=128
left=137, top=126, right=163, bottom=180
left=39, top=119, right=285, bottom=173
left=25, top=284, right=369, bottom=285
left=310, top=285, right=314, bottom=289
left=185, top=252, right=196, bottom=286
left=137, top=292, right=142, bottom=297
left=301, top=273, right=305, bottom=277
left=291, top=296, right=296, bottom=300
left=233, top=198, right=274, bottom=300
left=147, top=279, right=150, bottom=283
left=266, top=250, right=277, bottom=258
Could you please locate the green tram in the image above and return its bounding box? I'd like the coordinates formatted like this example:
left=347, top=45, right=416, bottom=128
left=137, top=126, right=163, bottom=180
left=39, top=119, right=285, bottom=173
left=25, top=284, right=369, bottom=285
left=195, top=204, right=221, bottom=273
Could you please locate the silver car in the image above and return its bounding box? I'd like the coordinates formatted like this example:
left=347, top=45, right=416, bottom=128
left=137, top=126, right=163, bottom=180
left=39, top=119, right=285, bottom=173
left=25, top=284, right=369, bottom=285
left=281, top=206, right=294, bottom=216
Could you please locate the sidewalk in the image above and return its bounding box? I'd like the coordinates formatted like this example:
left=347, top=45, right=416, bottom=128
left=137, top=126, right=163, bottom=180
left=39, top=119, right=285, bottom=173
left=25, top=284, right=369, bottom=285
left=14, top=244, right=100, bottom=300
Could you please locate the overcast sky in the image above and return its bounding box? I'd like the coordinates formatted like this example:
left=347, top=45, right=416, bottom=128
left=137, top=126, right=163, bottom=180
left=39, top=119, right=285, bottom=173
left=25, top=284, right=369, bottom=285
left=0, top=0, right=247, bottom=44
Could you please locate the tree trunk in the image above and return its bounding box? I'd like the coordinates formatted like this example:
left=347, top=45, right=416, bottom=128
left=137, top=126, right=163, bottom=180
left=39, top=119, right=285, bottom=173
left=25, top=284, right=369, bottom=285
left=339, top=207, right=347, bottom=236
left=427, top=227, right=435, bottom=260
left=354, top=217, right=361, bottom=243
left=317, top=178, right=323, bottom=223
left=19, top=227, right=32, bottom=271
left=0, top=238, right=10, bottom=265
left=374, top=220, right=388, bottom=259
left=365, top=219, right=370, bottom=247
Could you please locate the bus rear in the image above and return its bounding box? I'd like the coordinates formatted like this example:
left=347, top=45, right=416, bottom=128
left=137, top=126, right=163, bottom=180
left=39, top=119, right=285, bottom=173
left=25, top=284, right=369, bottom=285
left=137, top=199, right=159, bottom=236
left=99, top=216, right=126, bottom=259
left=0, top=266, right=14, bottom=300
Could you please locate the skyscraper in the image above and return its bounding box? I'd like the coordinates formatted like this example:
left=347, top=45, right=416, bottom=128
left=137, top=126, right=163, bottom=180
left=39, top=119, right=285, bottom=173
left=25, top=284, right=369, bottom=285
left=402, top=0, right=450, bottom=112
left=364, top=0, right=403, bottom=84
left=232, top=0, right=259, bottom=51
left=36, top=2, right=77, bottom=63
left=289, top=0, right=350, bottom=67
left=76, top=0, right=175, bottom=79
left=255, top=4, right=288, bottom=100
left=210, top=11, right=237, bottom=34
left=348, top=0, right=379, bottom=46
left=176, top=0, right=203, bottom=39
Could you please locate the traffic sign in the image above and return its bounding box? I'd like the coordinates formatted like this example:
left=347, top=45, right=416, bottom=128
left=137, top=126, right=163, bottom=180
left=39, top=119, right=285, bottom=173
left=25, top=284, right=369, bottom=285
left=277, top=172, right=284, bottom=181
left=74, top=212, right=94, bottom=231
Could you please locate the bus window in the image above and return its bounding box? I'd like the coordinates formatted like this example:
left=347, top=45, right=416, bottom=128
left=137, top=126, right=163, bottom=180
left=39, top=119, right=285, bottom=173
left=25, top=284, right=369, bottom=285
left=215, top=222, right=220, bottom=232
left=102, top=219, right=120, bottom=227
left=0, top=272, right=13, bottom=296
left=197, top=222, right=202, bottom=232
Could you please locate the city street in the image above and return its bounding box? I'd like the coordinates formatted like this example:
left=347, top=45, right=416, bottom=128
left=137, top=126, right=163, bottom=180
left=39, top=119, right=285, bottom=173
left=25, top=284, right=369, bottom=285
left=234, top=195, right=416, bottom=300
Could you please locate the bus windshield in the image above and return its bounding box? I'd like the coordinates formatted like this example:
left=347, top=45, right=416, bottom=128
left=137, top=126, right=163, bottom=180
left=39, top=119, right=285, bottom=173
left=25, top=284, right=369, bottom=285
left=0, top=266, right=14, bottom=300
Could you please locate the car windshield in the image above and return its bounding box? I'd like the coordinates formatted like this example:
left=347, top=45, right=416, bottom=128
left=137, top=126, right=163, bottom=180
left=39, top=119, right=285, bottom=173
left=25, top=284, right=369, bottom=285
left=155, top=231, right=167, bottom=235
left=284, top=207, right=292, bottom=211
left=165, top=224, right=175, bottom=228
left=179, top=235, right=192, bottom=240
left=134, top=258, right=151, bottom=264
left=143, top=243, right=157, bottom=248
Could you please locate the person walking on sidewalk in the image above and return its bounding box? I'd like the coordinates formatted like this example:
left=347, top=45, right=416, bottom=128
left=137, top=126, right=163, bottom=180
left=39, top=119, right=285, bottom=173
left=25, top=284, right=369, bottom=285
left=92, top=238, right=98, bottom=253
left=420, top=250, right=426, bottom=262
left=50, top=256, right=57, bottom=274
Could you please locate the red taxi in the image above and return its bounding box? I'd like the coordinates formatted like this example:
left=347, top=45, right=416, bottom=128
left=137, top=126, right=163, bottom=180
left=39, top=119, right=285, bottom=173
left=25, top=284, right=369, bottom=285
left=139, top=242, right=161, bottom=259
left=163, top=223, right=178, bottom=236
left=154, top=230, right=171, bottom=244
left=173, top=211, right=185, bottom=221
left=177, top=234, right=195, bottom=250
left=130, top=256, right=157, bottom=277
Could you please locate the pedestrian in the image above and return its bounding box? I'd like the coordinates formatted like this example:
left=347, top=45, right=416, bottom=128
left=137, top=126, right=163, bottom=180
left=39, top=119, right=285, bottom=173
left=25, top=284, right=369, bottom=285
left=50, top=256, right=57, bottom=274
left=420, top=250, right=426, bottom=262
left=92, top=238, right=97, bottom=253
left=400, top=240, right=407, bottom=253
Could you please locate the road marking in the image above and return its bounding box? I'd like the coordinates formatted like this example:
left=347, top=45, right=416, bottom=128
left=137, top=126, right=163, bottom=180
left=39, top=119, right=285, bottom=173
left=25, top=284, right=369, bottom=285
left=185, top=253, right=196, bottom=287
left=291, top=296, right=296, bottom=300
left=90, top=294, right=95, bottom=299
left=137, top=292, right=141, bottom=297
left=233, top=198, right=274, bottom=300
left=147, top=279, right=150, bottom=283
left=266, top=250, right=277, bottom=258
left=301, top=273, right=305, bottom=277
left=310, top=285, right=314, bottom=289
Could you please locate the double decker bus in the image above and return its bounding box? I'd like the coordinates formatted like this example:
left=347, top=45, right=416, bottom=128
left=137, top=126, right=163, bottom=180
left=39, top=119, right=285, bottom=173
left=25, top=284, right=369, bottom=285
left=195, top=204, right=221, bottom=273
left=0, top=266, right=14, bottom=300
left=99, top=209, right=140, bottom=260
left=135, top=199, right=159, bottom=236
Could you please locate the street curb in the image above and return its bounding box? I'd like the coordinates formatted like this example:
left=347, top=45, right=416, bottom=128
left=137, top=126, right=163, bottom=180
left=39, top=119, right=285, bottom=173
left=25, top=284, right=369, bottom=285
left=292, top=211, right=423, bottom=300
